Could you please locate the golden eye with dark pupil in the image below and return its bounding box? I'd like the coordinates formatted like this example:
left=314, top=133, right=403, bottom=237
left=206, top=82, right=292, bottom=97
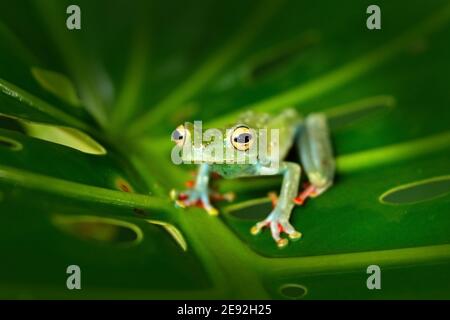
left=234, top=133, right=252, bottom=143
left=171, top=125, right=188, bottom=147
left=230, top=126, right=253, bottom=151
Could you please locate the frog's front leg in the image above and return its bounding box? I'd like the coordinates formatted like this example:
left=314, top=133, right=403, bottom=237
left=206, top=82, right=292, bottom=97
left=171, top=163, right=219, bottom=216
left=250, top=162, right=302, bottom=248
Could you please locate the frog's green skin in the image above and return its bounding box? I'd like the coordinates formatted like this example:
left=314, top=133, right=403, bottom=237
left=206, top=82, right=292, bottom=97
left=172, top=109, right=335, bottom=248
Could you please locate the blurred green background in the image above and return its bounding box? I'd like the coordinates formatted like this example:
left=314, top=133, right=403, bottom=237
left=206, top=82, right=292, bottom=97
left=0, top=0, right=449, bottom=299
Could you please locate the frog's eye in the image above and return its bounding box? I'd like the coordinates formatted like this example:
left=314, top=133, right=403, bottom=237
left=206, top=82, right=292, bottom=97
left=171, top=125, right=188, bottom=147
left=231, top=126, right=253, bottom=151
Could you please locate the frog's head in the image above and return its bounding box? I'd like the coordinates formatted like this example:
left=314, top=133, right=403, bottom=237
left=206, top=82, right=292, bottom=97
left=171, top=122, right=260, bottom=166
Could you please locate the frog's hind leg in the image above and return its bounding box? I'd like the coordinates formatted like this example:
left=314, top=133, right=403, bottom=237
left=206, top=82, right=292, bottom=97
left=293, top=182, right=330, bottom=205
left=294, top=113, right=335, bottom=205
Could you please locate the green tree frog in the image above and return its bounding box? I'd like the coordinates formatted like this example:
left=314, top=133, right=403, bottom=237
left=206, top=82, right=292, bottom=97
left=170, top=109, right=335, bottom=248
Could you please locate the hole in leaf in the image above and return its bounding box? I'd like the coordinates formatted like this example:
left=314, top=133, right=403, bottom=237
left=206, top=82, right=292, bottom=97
left=148, top=220, right=188, bottom=252
left=224, top=198, right=272, bottom=220
left=21, top=120, right=106, bottom=155
left=0, top=115, right=105, bottom=155
left=0, top=115, right=25, bottom=133
left=51, top=215, right=143, bottom=246
left=380, top=175, right=450, bottom=205
left=31, top=67, right=81, bottom=107
left=0, top=136, right=22, bottom=151
left=279, top=284, right=308, bottom=299
left=115, top=178, right=134, bottom=193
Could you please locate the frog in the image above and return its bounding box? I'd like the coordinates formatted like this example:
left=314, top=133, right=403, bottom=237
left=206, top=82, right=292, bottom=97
left=170, top=109, right=335, bottom=248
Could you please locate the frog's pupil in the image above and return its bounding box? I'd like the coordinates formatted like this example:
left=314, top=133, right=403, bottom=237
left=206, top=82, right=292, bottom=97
left=235, top=133, right=251, bottom=143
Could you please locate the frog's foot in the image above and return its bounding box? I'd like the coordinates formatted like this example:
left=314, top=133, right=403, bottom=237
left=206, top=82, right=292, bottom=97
left=293, top=183, right=329, bottom=205
left=169, top=188, right=219, bottom=216
left=250, top=213, right=302, bottom=248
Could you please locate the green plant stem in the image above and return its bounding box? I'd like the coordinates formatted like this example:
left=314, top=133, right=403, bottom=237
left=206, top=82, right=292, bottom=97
left=337, top=131, right=450, bottom=173
left=34, top=0, right=109, bottom=127
left=0, top=79, right=90, bottom=131
left=128, top=0, right=285, bottom=137
left=0, top=165, right=172, bottom=220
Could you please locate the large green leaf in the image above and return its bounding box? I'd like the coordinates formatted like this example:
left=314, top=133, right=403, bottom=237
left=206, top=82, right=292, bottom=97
left=0, top=0, right=449, bottom=299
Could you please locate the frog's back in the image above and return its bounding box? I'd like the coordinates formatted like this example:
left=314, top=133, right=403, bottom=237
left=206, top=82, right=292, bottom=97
left=236, top=109, right=301, bottom=160
left=235, top=110, right=271, bottom=129
left=236, top=109, right=301, bottom=130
